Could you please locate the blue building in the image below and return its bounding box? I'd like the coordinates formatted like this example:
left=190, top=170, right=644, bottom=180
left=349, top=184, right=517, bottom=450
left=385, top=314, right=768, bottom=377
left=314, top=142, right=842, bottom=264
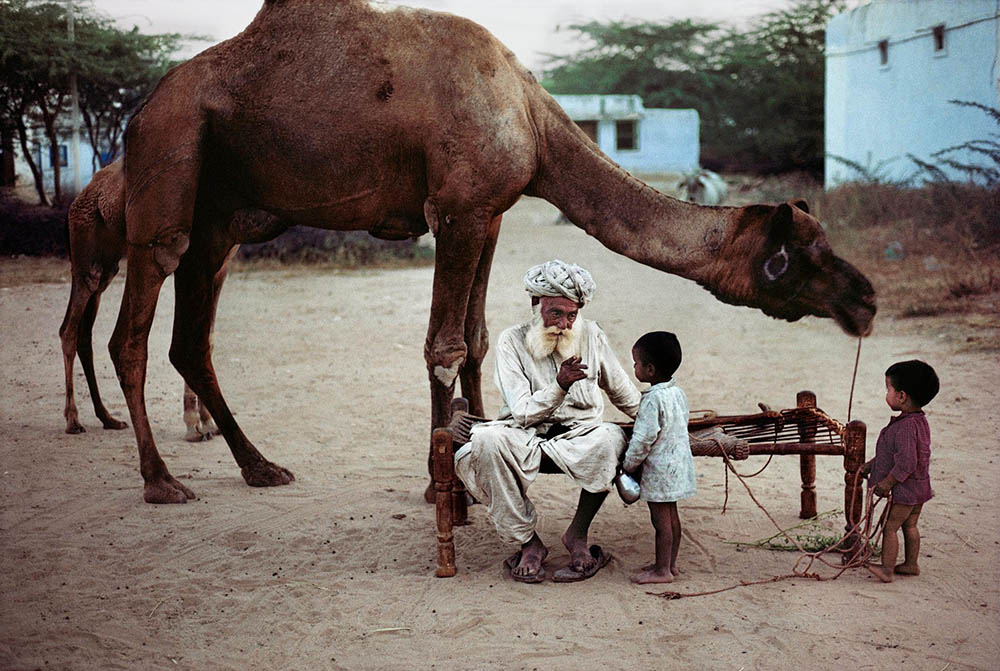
left=551, top=94, right=700, bottom=175
left=825, top=0, right=1000, bottom=187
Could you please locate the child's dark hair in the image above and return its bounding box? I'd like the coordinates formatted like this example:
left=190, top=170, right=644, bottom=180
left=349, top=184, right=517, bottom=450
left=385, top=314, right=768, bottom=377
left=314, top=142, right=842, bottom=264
left=885, top=360, right=939, bottom=407
left=634, top=331, right=682, bottom=379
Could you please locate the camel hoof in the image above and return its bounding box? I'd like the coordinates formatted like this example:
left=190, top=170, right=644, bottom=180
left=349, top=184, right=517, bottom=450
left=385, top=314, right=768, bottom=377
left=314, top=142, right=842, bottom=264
left=65, top=422, right=86, bottom=434
left=242, top=461, right=295, bottom=487
left=101, top=418, right=128, bottom=430
left=143, top=477, right=196, bottom=504
left=184, top=428, right=213, bottom=443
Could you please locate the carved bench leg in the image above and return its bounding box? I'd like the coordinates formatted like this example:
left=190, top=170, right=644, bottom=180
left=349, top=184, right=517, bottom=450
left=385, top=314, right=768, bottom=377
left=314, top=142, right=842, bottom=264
left=432, top=427, right=457, bottom=577
left=841, top=419, right=867, bottom=561
left=797, top=391, right=817, bottom=519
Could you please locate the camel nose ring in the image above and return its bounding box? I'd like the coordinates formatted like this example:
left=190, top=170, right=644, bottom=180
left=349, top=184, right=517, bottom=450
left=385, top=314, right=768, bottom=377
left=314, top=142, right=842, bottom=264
left=764, top=245, right=790, bottom=281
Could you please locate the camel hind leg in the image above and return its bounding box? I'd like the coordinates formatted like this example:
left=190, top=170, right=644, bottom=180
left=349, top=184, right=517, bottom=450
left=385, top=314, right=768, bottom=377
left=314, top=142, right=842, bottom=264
left=169, top=238, right=293, bottom=487
left=60, top=277, right=95, bottom=434
left=110, top=242, right=195, bottom=503
left=60, top=266, right=127, bottom=433
left=77, top=288, right=128, bottom=430
left=182, top=259, right=228, bottom=442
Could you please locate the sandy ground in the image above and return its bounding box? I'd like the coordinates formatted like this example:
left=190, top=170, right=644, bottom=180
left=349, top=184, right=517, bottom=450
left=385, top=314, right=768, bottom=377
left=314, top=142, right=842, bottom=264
left=1, top=196, right=998, bottom=670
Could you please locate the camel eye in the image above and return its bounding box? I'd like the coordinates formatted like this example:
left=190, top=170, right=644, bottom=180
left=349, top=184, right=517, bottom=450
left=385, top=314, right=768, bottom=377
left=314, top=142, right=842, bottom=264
left=763, top=244, right=790, bottom=281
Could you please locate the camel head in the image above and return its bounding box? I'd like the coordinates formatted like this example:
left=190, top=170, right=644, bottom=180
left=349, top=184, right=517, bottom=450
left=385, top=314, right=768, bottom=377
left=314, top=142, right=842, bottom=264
left=720, top=200, right=876, bottom=336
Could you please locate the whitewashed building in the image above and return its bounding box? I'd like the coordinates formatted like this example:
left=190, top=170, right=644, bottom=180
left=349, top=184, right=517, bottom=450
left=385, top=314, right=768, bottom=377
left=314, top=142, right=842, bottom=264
left=551, top=94, right=700, bottom=175
left=7, top=127, right=100, bottom=202
left=825, top=0, right=1000, bottom=187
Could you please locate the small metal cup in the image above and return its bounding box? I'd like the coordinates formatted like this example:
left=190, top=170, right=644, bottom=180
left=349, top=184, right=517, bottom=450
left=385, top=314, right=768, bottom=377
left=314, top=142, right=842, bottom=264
left=615, top=472, right=640, bottom=504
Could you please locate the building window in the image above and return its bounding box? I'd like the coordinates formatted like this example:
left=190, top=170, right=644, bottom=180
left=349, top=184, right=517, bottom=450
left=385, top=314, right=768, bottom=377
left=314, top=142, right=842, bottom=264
left=932, top=24, right=946, bottom=53
left=50, top=144, right=68, bottom=167
left=575, top=120, right=598, bottom=143
left=616, top=120, right=637, bottom=150
left=878, top=39, right=889, bottom=66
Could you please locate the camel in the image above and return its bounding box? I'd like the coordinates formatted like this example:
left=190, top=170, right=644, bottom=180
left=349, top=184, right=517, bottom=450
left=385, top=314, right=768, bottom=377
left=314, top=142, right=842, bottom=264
left=59, top=160, right=281, bottom=441
left=112, top=0, right=876, bottom=504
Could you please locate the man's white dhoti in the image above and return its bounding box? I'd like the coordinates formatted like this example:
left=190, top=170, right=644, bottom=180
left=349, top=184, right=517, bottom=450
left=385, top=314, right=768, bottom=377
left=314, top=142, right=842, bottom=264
left=455, top=422, right=628, bottom=544
left=454, top=318, right=640, bottom=545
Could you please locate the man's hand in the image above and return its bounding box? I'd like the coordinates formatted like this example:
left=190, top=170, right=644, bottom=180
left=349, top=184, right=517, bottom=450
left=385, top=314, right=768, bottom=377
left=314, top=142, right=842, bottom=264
left=556, top=355, right=588, bottom=391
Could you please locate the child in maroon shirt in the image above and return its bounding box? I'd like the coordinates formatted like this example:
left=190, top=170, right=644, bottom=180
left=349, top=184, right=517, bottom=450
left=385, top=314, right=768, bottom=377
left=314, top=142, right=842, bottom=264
left=862, top=360, right=939, bottom=583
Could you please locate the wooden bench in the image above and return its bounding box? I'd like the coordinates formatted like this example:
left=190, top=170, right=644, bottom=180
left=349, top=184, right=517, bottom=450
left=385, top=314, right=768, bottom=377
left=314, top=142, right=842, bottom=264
left=431, top=391, right=866, bottom=577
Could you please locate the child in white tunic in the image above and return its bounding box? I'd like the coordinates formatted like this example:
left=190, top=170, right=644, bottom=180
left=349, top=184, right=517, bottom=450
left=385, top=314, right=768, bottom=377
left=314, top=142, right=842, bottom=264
left=621, top=331, right=697, bottom=584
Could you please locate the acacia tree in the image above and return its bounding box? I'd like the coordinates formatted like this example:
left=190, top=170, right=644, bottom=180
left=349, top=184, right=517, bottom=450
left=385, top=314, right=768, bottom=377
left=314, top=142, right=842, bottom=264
left=0, top=0, right=68, bottom=204
left=541, top=0, right=846, bottom=175
left=0, top=0, right=182, bottom=204
left=74, top=21, right=181, bottom=169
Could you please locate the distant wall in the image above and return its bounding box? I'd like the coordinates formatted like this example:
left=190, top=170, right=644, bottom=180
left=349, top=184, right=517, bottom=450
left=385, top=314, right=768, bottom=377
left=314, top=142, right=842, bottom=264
left=552, top=94, right=700, bottom=175
left=825, top=0, right=1000, bottom=187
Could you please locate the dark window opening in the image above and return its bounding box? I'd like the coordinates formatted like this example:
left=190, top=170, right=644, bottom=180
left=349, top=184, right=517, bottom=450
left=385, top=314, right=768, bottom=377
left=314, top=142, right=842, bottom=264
left=932, top=24, right=945, bottom=52
left=878, top=40, right=889, bottom=65
left=575, top=120, right=598, bottom=143
left=51, top=144, right=68, bottom=167
left=616, top=120, right=637, bottom=150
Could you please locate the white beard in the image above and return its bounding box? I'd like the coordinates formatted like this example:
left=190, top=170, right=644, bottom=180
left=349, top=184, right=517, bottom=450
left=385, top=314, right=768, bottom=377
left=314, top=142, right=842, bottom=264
left=524, top=307, right=581, bottom=361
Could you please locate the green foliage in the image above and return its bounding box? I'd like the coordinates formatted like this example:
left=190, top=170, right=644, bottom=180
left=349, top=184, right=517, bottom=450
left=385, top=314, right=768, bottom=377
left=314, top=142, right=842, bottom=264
left=0, top=0, right=187, bottom=203
left=541, top=0, right=847, bottom=175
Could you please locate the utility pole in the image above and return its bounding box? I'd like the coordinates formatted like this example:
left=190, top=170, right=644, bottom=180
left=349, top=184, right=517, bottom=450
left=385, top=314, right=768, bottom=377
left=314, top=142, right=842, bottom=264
left=67, top=0, right=82, bottom=195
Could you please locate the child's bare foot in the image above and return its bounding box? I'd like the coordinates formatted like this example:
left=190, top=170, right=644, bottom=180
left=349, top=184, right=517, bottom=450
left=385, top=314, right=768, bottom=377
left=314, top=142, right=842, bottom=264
left=894, top=563, right=920, bottom=576
left=631, top=567, right=674, bottom=584
left=866, top=564, right=894, bottom=583
left=641, top=562, right=682, bottom=576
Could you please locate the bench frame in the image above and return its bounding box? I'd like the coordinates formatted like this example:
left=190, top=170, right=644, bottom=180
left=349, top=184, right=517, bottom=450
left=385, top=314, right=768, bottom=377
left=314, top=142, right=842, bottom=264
left=431, top=390, right=866, bottom=577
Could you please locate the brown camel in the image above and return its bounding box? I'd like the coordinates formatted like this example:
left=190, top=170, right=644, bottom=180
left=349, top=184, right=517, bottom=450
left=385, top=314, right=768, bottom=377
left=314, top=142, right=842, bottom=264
left=59, top=160, right=281, bottom=441
left=113, top=0, right=875, bottom=504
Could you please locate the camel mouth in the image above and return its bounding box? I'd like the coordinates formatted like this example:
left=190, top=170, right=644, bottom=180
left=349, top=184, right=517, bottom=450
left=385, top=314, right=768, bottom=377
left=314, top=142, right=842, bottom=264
left=829, top=295, right=876, bottom=337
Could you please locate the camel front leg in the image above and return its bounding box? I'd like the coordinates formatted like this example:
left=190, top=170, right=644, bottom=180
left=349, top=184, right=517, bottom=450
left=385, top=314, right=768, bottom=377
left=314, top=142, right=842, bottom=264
left=422, top=204, right=496, bottom=501
left=459, top=214, right=501, bottom=418
left=110, top=245, right=194, bottom=504
left=170, top=245, right=293, bottom=488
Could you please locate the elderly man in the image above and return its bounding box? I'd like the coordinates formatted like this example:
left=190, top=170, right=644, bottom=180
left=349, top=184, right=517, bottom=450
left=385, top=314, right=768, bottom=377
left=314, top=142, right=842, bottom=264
left=454, top=259, right=641, bottom=582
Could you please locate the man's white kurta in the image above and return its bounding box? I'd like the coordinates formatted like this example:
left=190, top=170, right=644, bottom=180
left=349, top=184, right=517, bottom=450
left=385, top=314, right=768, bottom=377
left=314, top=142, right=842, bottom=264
left=454, top=318, right=641, bottom=544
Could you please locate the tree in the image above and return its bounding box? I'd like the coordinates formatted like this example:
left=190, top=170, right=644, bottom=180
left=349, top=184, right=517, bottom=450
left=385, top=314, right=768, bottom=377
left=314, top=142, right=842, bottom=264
left=73, top=19, right=182, bottom=168
left=541, top=0, right=847, bottom=175
left=0, top=0, right=183, bottom=205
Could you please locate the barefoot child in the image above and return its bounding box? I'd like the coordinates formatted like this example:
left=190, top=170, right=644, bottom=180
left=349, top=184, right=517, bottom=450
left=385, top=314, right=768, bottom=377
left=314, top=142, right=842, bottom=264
left=863, top=359, right=939, bottom=583
left=621, top=331, right=696, bottom=584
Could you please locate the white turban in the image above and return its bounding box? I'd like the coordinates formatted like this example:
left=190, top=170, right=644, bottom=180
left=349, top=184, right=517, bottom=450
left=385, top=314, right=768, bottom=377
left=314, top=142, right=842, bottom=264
left=523, top=259, right=596, bottom=306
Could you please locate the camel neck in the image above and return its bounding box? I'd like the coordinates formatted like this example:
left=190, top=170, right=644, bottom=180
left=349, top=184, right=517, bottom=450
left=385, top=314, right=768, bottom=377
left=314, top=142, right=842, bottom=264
left=526, top=99, right=742, bottom=284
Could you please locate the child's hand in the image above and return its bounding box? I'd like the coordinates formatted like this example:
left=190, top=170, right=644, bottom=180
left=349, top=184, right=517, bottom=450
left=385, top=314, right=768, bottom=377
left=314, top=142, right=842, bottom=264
left=860, top=461, right=872, bottom=477
left=874, top=479, right=892, bottom=497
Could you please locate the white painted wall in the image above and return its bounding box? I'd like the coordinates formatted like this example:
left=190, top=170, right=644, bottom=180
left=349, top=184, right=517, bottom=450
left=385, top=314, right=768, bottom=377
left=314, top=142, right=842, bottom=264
left=552, top=94, right=700, bottom=174
left=825, top=0, right=1000, bottom=187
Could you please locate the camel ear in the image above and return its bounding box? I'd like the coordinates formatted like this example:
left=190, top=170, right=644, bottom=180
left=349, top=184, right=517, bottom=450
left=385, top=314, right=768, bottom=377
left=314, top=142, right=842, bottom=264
left=768, top=202, right=796, bottom=240
left=791, top=199, right=809, bottom=214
